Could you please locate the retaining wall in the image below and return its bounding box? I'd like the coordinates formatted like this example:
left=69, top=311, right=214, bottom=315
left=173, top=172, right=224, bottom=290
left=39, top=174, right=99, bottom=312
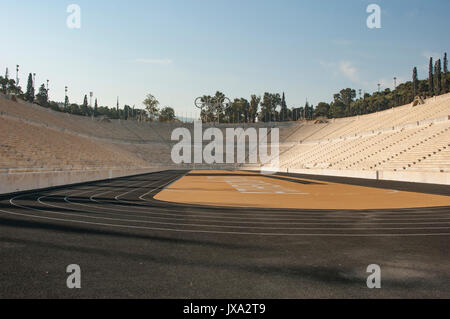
left=247, top=167, right=450, bottom=185
left=0, top=167, right=168, bottom=195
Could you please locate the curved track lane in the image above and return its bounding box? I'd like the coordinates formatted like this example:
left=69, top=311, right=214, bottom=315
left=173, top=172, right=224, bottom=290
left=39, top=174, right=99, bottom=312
left=0, top=170, right=449, bottom=298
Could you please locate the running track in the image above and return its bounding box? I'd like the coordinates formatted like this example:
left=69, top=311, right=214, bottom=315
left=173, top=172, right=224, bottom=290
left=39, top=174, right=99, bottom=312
left=0, top=170, right=449, bottom=298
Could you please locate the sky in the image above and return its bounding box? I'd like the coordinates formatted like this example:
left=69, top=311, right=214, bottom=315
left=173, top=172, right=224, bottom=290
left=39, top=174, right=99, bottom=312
left=1, top=0, right=449, bottom=118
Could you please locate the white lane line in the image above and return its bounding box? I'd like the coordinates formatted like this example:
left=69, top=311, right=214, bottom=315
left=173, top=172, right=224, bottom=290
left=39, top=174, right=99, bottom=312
left=6, top=199, right=450, bottom=232
left=36, top=173, right=450, bottom=219
left=17, top=187, right=450, bottom=224
left=28, top=197, right=450, bottom=226
left=4, top=173, right=450, bottom=236
left=12, top=186, right=450, bottom=230
left=37, top=188, right=450, bottom=223
left=138, top=174, right=186, bottom=201
left=1, top=207, right=450, bottom=237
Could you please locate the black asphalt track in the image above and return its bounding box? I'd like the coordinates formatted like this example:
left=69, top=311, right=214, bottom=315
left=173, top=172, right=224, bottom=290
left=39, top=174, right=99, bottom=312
left=0, top=170, right=449, bottom=298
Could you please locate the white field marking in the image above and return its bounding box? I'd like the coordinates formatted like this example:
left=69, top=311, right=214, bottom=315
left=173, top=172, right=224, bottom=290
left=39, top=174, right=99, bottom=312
left=206, top=176, right=308, bottom=194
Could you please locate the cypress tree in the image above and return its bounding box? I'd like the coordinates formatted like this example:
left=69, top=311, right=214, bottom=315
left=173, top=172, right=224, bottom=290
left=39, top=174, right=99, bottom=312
left=36, top=84, right=48, bottom=106
left=94, top=98, right=98, bottom=116
left=83, top=94, right=88, bottom=115
left=64, top=95, right=69, bottom=110
left=429, top=57, right=434, bottom=96
left=412, top=67, right=418, bottom=97
left=280, top=92, right=288, bottom=121
left=25, top=73, right=34, bottom=102
left=434, top=59, right=442, bottom=96
left=443, top=53, right=448, bottom=93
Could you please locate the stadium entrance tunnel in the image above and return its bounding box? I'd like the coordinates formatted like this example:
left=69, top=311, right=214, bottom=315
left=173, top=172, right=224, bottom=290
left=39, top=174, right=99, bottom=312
left=153, top=170, right=450, bottom=210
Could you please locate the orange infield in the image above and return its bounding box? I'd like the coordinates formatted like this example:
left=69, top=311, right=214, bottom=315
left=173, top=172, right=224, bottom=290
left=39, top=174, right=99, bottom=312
left=154, top=170, right=450, bottom=210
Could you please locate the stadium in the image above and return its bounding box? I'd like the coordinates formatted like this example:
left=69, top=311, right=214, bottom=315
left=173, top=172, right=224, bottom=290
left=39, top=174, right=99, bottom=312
left=1, top=88, right=449, bottom=298
left=0, top=1, right=449, bottom=302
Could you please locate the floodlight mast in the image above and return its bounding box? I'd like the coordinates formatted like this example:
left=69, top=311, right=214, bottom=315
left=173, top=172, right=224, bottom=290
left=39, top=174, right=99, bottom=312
left=65, top=86, right=68, bottom=108
left=16, top=65, right=19, bottom=88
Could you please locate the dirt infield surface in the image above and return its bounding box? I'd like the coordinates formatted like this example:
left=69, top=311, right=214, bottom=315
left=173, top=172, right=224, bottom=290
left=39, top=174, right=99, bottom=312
left=154, top=170, right=450, bottom=210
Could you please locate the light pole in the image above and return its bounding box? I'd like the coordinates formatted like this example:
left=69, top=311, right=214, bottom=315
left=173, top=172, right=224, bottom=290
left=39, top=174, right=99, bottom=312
left=46, top=80, right=49, bottom=100
left=16, top=65, right=19, bottom=89
left=33, top=73, right=36, bottom=90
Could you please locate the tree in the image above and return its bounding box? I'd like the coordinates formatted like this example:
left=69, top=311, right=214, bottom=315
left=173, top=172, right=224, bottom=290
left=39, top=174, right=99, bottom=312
left=240, top=98, right=250, bottom=123
left=412, top=67, right=418, bottom=97
left=159, top=106, right=176, bottom=122
left=121, top=104, right=131, bottom=120
left=259, top=93, right=281, bottom=122
left=280, top=92, right=289, bottom=121
left=143, top=94, right=160, bottom=121
left=228, top=98, right=249, bottom=123
left=443, top=53, right=448, bottom=93
left=304, top=101, right=315, bottom=120
left=249, top=95, right=260, bottom=123
left=24, top=73, right=35, bottom=102
left=199, top=95, right=214, bottom=123
left=314, top=102, right=330, bottom=118
left=434, top=59, right=442, bottom=96
left=429, top=57, right=434, bottom=96
left=0, top=76, right=6, bottom=93
left=5, top=79, right=19, bottom=96
left=1, top=68, right=8, bottom=93
left=210, top=91, right=226, bottom=123
left=333, top=88, right=356, bottom=116
left=94, top=98, right=98, bottom=116
left=82, top=94, right=89, bottom=115
left=35, top=84, right=48, bottom=106
left=64, top=95, right=70, bottom=111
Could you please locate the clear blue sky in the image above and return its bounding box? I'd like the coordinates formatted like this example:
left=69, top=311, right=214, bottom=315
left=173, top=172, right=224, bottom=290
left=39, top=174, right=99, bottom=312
left=1, top=0, right=449, bottom=117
